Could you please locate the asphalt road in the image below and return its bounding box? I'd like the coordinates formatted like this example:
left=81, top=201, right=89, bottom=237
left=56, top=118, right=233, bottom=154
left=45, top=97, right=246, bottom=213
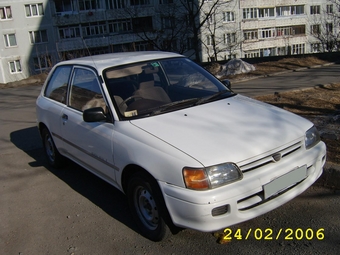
left=231, top=63, right=340, bottom=97
left=1, top=66, right=340, bottom=254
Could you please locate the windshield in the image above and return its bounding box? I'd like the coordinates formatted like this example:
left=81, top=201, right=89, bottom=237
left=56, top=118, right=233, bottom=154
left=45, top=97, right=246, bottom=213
left=103, top=57, right=234, bottom=119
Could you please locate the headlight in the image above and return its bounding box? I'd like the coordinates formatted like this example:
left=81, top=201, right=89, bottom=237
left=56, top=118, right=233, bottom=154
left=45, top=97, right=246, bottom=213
left=183, top=163, right=242, bottom=190
left=305, top=126, right=320, bottom=149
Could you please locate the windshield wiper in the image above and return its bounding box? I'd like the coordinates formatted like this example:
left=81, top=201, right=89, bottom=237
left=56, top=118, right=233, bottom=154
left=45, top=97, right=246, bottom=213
left=195, top=90, right=234, bottom=105
left=150, top=98, right=199, bottom=116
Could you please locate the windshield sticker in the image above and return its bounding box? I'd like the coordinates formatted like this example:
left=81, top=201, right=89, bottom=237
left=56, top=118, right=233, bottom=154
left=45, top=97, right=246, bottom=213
left=124, top=110, right=138, bottom=117
left=151, top=62, right=160, bottom=67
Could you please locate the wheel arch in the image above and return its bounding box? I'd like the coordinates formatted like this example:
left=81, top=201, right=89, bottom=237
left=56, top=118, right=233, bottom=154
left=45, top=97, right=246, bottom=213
left=121, top=164, right=155, bottom=194
left=38, top=122, right=48, bottom=137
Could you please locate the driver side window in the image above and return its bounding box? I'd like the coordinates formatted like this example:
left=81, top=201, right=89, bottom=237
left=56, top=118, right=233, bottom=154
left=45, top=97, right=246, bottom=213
left=69, top=68, right=106, bottom=112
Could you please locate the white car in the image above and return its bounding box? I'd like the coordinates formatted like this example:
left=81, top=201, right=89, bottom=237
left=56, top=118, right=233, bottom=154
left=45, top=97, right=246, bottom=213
left=36, top=52, right=326, bottom=241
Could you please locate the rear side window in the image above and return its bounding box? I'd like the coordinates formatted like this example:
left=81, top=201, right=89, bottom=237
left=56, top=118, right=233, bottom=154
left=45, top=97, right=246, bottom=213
left=44, top=65, right=72, bottom=104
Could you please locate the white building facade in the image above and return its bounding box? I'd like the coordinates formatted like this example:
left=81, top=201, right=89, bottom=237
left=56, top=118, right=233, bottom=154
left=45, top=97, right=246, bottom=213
left=0, top=0, right=56, bottom=83
left=200, top=0, right=339, bottom=61
left=0, top=0, right=339, bottom=83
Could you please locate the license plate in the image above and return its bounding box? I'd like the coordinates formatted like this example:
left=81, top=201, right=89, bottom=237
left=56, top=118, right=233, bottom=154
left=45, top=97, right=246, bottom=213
left=264, top=165, right=307, bottom=199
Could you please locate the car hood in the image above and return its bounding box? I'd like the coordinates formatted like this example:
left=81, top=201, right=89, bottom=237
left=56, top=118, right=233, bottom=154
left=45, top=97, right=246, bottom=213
left=130, top=95, right=312, bottom=166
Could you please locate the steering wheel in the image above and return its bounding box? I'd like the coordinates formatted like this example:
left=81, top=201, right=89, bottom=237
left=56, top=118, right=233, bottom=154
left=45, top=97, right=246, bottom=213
left=119, top=95, right=143, bottom=109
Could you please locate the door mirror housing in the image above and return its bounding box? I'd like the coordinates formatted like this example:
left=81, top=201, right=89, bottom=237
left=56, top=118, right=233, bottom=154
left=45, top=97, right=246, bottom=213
left=83, top=107, right=107, bottom=122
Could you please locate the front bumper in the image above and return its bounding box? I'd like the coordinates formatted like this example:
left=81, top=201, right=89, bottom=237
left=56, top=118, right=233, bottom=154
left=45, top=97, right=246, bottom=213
left=159, top=141, right=326, bottom=232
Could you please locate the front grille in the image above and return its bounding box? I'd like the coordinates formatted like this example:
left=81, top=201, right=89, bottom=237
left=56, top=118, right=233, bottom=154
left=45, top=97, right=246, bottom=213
left=239, top=141, right=302, bottom=173
left=237, top=180, right=302, bottom=211
left=237, top=164, right=313, bottom=211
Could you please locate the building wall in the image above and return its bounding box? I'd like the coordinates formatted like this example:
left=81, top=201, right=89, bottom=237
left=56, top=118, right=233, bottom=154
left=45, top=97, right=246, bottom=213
left=200, top=0, right=339, bottom=62
left=0, top=0, right=56, bottom=83
left=0, top=0, right=338, bottom=83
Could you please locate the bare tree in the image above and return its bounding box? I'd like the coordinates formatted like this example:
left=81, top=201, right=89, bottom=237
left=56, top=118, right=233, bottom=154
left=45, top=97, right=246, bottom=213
left=121, top=3, right=189, bottom=54
left=201, top=7, right=243, bottom=62
left=121, top=0, right=233, bottom=61
left=179, top=0, right=222, bottom=61
left=309, top=1, right=340, bottom=52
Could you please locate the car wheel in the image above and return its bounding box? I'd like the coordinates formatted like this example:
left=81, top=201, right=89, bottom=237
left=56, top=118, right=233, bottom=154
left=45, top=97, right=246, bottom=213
left=41, top=128, right=66, bottom=168
left=127, top=172, right=171, bottom=241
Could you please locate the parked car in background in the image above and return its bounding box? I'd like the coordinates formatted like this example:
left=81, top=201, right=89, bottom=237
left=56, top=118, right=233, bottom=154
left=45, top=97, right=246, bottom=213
left=36, top=52, right=326, bottom=241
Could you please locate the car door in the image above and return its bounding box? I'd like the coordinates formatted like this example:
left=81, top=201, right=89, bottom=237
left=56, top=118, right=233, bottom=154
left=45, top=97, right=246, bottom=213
left=41, top=65, right=72, bottom=154
left=61, top=66, right=117, bottom=183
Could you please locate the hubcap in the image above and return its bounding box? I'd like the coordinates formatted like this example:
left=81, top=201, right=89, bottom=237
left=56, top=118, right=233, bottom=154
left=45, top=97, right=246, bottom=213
left=134, top=186, right=159, bottom=230
left=44, top=134, right=55, bottom=163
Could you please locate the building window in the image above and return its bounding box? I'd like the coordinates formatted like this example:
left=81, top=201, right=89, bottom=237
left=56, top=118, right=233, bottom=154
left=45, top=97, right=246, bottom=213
left=159, top=0, right=174, bottom=4
left=326, top=23, right=333, bottom=33
left=207, top=35, right=213, bottom=45
left=55, top=0, right=74, bottom=13
left=206, top=13, right=213, bottom=26
left=108, top=19, right=132, bottom=33
left=260, top=48, right=274, bottom=57
left=293, top=25, right=305, bottom=35
left=25, top=3, right=44, bottom=17
left=244, top=30, right=258, bottom=40
left=276, top=27, right=292, bottom=37
left=292, top=44, right=305, bottom=55
left=161, top=16, right=175, bottom=29
left=9, top=60, right=22, bottom=73
left=82, top=21, right=107, bottom=36
left=224, top=33, right=236, bottom=44
left=59, top=26, right=81, bottom=39
left=259, top=8, right=274, bottom=18
left=311, top=24, right=321, bottom=35
left=291, top=5, right=304, bottom=15
left=244, top=51, right=259, bottom=58
left=132, top=16, right=153, bottom=32
left=107, top=0, right=126, bottom=9
left=276, top=6, right=290, bottom=16
left=311, top=43, right=320, bottom=53
left=0, top=6, right=12, bottom=19
left=130, top=0, right=151, bottom=6
left=4, top=34, right=17, bottom=47
left=223, top=11, right=235, bottom=22
left=276, top=25, right=305, bottom=37
left=34, top=55, right=51, bottom=71
left=29, top=30, right=48, bottom=44
left=259, top=28, right=275, bottom=39
left=134, top=41, right=149, bottom=51
left=277, top=47, right=287, bottom=56
left=243, top=8, right=258, bottom=19
left=326, top=4, right=333, bottom=14
left=310, top=5, right=320, bottom=15
left=276, top=5, right=304, bottom=16
left=79, top=0, right=101, bottom=10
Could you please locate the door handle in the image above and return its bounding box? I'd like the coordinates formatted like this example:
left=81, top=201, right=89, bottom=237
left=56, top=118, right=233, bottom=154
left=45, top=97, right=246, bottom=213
left=62, top=114, right=68, bottom=125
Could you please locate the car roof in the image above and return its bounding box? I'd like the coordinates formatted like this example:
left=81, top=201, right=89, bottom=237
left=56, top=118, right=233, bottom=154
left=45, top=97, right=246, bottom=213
left=55, top=51, right=184, bottom=73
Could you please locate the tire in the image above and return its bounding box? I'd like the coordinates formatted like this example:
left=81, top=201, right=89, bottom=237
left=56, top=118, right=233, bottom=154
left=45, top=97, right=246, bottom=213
left=127, top=172, right=172, bottom=241
left=41, top=128, right=66, bottom=168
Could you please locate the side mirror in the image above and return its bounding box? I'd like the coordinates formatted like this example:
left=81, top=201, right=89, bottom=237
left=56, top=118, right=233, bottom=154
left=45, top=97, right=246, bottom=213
left=222, top=79, right=232, bottom=90
left=83, top=107, right=107, bottom=122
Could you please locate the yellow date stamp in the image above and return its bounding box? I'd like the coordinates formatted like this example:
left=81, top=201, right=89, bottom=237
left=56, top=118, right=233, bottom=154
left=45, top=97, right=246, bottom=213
left=222, top=228, right=325, bottom=241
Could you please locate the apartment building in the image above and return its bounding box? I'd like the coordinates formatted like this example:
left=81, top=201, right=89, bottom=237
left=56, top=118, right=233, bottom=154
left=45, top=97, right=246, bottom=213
left=0, top=0, right=56, bottom=83
left=201, top=0, right=339, bottom=61
left=0, top=0, right=338, bottom=83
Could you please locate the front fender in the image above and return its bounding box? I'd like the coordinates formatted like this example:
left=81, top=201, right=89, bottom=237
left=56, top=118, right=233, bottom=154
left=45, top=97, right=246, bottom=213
left=113, top=121, right=202, bottom=189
